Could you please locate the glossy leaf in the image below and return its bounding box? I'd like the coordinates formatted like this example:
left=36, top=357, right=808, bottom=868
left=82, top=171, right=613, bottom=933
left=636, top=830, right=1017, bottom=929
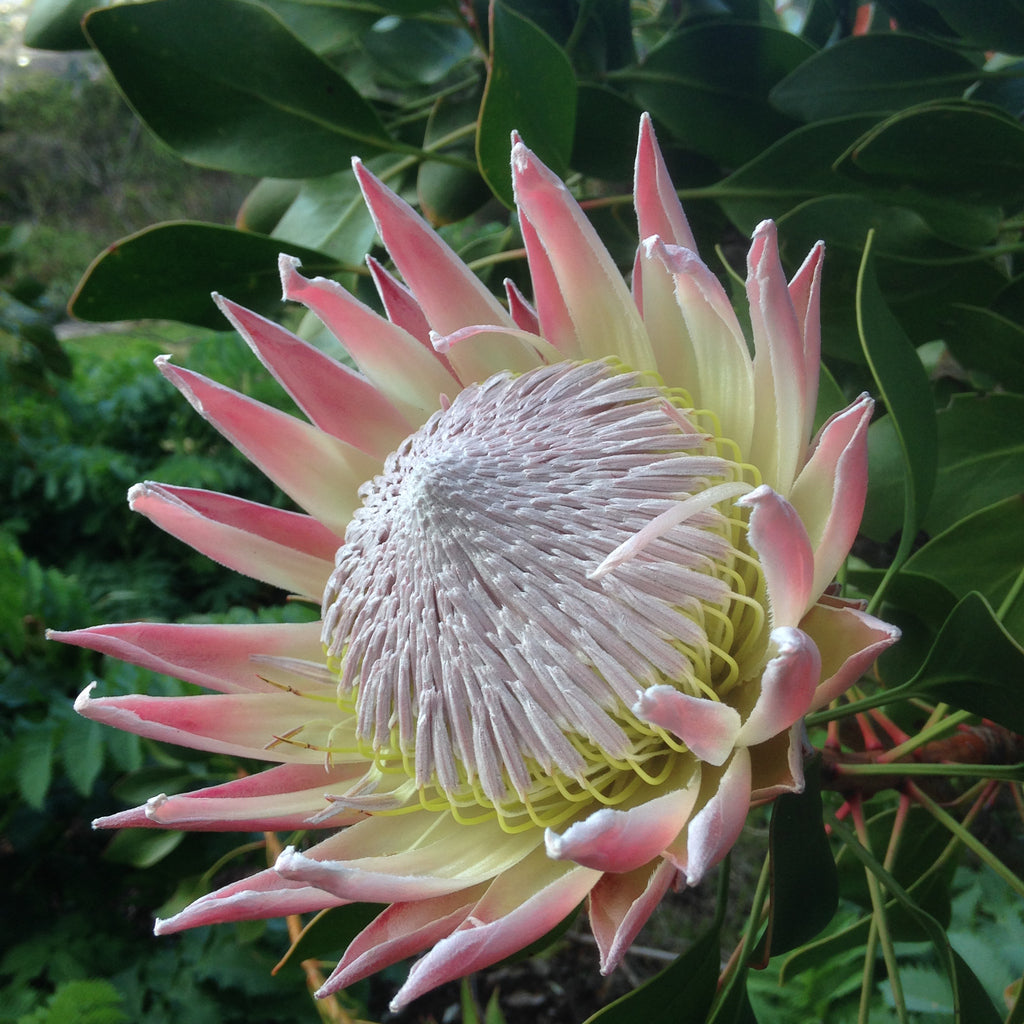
left=770, top=33, right=981, bottom=121
left=70, top=223, right=338, bottom=328
left=836, top=102, right=1024, bottom=208
left=478, top=1, right=578, bottom=206
left=585, top=924, right=720, bottom=1024
left=84, top=0, right=392, bottom=178
left=623, top=22, right=814, bottom=167
left=763, top=759, right=838, bottom=957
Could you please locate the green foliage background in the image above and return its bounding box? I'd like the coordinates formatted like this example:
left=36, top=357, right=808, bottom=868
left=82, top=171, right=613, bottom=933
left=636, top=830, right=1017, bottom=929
left=3, top=0, right=1024, bottom=1022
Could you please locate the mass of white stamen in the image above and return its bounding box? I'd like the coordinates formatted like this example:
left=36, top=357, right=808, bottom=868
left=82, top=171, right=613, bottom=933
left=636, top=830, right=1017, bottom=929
left=322, top=360, right=747, bottom=805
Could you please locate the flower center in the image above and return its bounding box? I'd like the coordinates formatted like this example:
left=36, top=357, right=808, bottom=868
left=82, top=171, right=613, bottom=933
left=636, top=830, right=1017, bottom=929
left=321, top=360, right=765, bottom=831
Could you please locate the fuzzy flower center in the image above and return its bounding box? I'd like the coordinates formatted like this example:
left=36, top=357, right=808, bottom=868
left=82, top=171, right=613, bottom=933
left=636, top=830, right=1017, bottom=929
left=321, top=360, right=765, bottom=831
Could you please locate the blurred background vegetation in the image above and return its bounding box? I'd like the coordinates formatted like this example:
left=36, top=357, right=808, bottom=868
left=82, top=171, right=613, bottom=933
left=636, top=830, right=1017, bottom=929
left=2, top=1, right=1024, bottom=1022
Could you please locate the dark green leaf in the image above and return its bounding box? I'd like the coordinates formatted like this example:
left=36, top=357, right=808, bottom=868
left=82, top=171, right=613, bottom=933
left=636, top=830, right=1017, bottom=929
left=973, top=58, right=1024, bottom=119
left=69, top=223, right=338, bottom=328
left=713, top=116, right=882, bottom=232
left=22, top=0, right=98, bottom=50
left=572, top=84, right=644, bottom=181
left=770, top=34, right=980, bottom=122
left=924, top=394, right=1024, bottom=534
left=478, top=1, right=578, bottom=206
left=101, top=828, right=186, bottom=869
left=904, top=496, right=1024, bottom=644
left=763, top=758, right=838, bottom=957
left=84, top=0, right=392, bottom=177
left=916, top=0, right=1024, bottom=54
left=258, top=0, right=377, bottom=56
left=362, top=16, right=473, bottom=86
left=585, top=924, right=720, bottom=1024
left=622, top=23, right=814, bottom=167
left=274, top=903, right=379, bottom=970
left=418, top=93, right=492, bottom=225
left=907, top=591, right=1024, bottom=731
left=856, top=234, right=938, bottom=545
left=836, top=102, right=1024, bottom=208
left=942, top=304, right=1024, bottom=392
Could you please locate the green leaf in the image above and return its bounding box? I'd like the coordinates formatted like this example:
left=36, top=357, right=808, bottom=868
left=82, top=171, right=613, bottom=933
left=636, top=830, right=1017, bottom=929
left=942, top=304, right=1024, bottom=392
left=622, top=22, right=814, bottom=167
left=916, top=0, right=1024, bottom=54
left=585, top=924, right=720, bottom=1024
left=836, top=101, right=1024, bottom=208
left=271, top=165, right=378, bottom=265
left=418, top=94, right=492, bottom=226
left=904, top=496, right=1024, bottom=643
left=571, top=83, right=644, bottom=180
left=714, top=115, right=882, bottom=232
left=924, top=394, right=1024, bottom=534
left=60, top=715, right=105, bottom=799
left=83, top=0, right=392, bottom=178
left=763, top=758, right=839, bottom=956
left=856, top=232, right=938, bottom=578
left=101, top=827, right=186, bottom=869
left=907, top=591, right=1024, bottom=732
left=22, top=0, right=99, bottom=50
left=831, top=817, right=1003, bottom=1024
left=770, top=33, right=981, bottom=121
left=69, top=222, right=338, bottom=328
left=16, top=720, right=57, bottom=810
left=274, top=903, right=379, bottom=971
left=478, top=1, right=578, bottom=207
left=362, top=15, right=473, bottom=86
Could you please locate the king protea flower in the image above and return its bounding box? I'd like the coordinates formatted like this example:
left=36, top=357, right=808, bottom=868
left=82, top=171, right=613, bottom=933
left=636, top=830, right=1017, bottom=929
left=53, top=115, right=898, bottom=1008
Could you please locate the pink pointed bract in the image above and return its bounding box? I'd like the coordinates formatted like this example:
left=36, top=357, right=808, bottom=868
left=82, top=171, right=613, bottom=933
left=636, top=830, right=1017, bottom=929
left=52, top=114, right=899, bottom=1010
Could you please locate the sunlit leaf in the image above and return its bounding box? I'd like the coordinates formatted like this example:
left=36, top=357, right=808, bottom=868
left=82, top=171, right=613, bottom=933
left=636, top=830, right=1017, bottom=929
left=84, top=0, right=392, bottom=177
left=478, top=1, right=577, bottom=206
